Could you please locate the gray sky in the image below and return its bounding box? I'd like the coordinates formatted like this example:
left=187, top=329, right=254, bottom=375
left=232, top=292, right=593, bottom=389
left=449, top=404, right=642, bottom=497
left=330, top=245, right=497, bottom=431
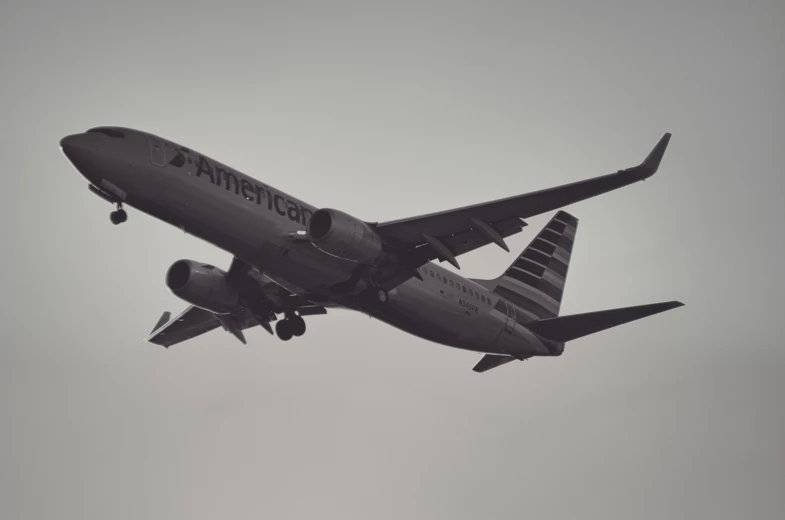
left=1, top=1, right=783, bottom=518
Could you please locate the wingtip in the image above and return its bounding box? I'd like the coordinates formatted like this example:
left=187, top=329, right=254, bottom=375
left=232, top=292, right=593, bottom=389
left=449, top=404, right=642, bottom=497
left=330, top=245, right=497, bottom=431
left=641, top=132, right=672, bottom=176
left=151, top=311, right=171, bottom=334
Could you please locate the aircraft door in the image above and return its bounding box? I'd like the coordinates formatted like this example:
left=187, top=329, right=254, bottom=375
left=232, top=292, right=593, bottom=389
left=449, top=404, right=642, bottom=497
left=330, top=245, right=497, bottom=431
left=148, top=136, right=166, bottom=167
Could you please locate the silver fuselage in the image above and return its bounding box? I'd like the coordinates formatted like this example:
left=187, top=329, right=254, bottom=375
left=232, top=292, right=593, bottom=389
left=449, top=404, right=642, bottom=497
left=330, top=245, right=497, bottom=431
left=61, top=127, right=557, bottom=357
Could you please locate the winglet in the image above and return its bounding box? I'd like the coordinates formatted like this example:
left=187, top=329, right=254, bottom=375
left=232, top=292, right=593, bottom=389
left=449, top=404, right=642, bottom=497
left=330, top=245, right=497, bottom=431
left=151, top=311, right=171, bottom=334
left=639, top=132, right=672, bottom=178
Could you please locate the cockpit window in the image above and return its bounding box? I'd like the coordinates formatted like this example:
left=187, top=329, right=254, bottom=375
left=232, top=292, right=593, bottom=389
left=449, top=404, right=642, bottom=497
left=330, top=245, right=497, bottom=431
left=168, top=152, right=186, bottom=167
left=88, top=128, right=125, bottom=138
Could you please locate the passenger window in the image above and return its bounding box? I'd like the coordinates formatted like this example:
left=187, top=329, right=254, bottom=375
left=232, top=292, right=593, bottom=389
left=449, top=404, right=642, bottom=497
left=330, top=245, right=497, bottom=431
left=449, top=280, right=454, bottom=288
left=462, top=286, right=467, bottom=293
left=443, top=277, right=447, bottom=284
left=481, top=295, right=485, bottom=303
left=436, top=274, right=441, bottom=282
left=430, top=270, right=434, bottom=277
left=469, top=289, right=473, bottom=296
left=476, top=293, right=480, bottom=300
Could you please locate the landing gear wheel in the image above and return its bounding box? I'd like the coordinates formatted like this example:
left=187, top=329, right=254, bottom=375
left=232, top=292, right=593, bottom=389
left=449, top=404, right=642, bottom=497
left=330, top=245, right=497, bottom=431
left=275, top=319, right=293, bottom=341
left=375, top=288, right=388, bottom=303
left=110, top=208, right=127, bottom=225
left=290, top=316, right=306, bottom=337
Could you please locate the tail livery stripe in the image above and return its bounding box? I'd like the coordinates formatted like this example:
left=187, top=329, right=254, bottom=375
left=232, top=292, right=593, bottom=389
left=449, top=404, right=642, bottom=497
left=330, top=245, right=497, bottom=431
left=540, top=229, right=562, bottom=245
left=493, top=211, right=578, bottom=319
left=522, top=248, right=550, bottom=267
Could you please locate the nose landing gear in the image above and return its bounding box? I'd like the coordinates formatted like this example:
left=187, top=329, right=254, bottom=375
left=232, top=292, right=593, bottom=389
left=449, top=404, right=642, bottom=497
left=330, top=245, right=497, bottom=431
left=88, top=184, right=128, bottom=225
left=110, top=204, right=127, bottom=225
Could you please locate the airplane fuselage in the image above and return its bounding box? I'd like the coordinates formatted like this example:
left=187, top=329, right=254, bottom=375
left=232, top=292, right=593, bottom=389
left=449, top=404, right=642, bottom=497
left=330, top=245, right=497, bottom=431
left=60, top=127, right=559, bottom=357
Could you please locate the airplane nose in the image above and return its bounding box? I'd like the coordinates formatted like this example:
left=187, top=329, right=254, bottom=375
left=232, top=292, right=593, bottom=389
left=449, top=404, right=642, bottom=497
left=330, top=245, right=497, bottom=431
left=60, top=133, right=87, bottom=161
left=60, top=132, right=102, bottom=182
left=59, top=134, right=79, bottom=148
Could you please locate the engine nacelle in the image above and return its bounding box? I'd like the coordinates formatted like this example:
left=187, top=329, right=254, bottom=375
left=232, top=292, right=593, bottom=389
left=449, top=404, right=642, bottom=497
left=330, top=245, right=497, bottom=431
left=306, top=208, right=384, bottom=264
left=165, top=260, right=240, bottom=314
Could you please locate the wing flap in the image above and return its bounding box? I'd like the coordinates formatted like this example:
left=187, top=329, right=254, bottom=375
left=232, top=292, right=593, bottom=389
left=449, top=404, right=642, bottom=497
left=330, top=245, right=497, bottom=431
left=378, top=216, right=526, bottom=291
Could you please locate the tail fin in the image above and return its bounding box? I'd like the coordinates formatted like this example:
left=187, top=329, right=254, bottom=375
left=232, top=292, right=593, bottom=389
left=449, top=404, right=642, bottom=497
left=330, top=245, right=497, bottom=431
left=474, top=211, right=578, bottom=321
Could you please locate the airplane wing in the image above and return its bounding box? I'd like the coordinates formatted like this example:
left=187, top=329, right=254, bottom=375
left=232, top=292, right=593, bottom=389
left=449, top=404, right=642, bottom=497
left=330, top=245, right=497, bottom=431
left=146, top=302, right=328, bottom=348
left=146, top=256, right=329, bottom=348
left=146, top=306, right=257, bottom=348
left=373, top=134, right=671, bottom=275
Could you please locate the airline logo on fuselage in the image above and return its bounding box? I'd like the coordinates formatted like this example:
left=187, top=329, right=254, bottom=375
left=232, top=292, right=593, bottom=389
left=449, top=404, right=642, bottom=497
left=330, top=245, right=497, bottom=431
left=193, top=155, right=313, bottom=226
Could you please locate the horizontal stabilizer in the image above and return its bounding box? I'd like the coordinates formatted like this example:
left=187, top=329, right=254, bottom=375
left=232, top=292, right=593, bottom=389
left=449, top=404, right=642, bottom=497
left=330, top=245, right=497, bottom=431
left=525, top=301, right=684, bottom=342
left=473, top=354, right=518, bottom=373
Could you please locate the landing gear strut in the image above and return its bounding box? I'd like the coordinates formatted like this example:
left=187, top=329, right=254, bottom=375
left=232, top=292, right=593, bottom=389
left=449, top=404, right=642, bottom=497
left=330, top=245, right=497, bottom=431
left=110, top=203, right=127, bottom=225
left=275, top=315, right=306, bottom=341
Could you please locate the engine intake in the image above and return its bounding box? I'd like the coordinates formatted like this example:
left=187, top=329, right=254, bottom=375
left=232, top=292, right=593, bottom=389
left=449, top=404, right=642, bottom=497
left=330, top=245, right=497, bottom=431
left=306, top=208, right=384, bottom=264
left=165, top=260, right=240, bottom=314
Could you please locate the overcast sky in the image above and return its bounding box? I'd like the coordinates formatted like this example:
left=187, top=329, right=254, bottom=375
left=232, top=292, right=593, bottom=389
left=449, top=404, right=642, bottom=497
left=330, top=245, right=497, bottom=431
left=1, top=1, right=783, bottom=519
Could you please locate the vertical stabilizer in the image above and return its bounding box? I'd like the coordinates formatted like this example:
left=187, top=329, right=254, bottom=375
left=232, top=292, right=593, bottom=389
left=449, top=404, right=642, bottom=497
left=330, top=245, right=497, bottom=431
left=474, top=211, right=578, bottom=321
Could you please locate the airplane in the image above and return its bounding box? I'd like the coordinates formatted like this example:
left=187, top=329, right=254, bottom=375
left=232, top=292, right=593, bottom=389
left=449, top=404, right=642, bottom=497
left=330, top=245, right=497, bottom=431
left=60, top=127, right=683, bottom=372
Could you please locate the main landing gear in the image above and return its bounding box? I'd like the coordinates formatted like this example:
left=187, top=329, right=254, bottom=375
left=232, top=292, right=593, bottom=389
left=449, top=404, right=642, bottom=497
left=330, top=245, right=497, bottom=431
left=275, top=314, right=306, bottom=341
left=110, top=203, right=127, bottom=225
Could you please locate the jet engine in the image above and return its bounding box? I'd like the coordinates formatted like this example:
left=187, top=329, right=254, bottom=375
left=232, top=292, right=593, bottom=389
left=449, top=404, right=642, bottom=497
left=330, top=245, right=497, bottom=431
left=165, top=260, right=240, bottom=314
left=306, top=208, right=384, bottom=264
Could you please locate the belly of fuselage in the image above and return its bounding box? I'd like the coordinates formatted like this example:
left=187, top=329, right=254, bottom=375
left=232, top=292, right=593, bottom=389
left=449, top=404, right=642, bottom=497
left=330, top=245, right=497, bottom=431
left=377, top=278, right=509, bottom=353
